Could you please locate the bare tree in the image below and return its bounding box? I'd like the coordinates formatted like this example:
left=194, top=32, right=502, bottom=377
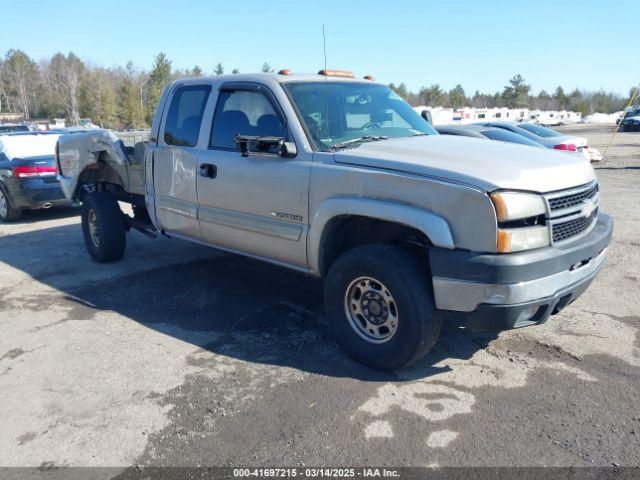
left=43, top=52, right=84, bottom=125
left=1, top=50, right=38, bottom=119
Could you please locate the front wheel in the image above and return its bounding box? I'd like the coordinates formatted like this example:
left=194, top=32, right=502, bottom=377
left=81, top=191, right=126, bottom=262
left=324, top=244, right=443, bottom=371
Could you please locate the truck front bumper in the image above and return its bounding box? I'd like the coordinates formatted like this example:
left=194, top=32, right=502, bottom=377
left=429, top=213, right=613, bottom=331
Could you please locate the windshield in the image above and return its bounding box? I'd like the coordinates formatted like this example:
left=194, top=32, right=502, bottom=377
left=283, top=82, right=437, bottom=150
left=518, top=123, right=563, bottom=138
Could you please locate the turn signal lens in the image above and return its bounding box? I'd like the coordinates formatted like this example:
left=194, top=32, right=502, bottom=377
left=497, top=226, right=550, bottom=253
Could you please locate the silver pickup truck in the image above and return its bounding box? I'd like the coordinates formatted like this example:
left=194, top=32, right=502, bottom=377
left=56, top=71, right=613, bottom=370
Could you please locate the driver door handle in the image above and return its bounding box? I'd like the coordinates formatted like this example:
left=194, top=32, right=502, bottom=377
left=199, top=163, right=217, bottom=179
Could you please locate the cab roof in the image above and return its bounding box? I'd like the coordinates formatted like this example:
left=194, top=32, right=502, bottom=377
left=174, top=72, right=381, bottom=86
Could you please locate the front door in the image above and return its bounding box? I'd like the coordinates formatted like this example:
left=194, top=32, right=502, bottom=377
left=196, top=85, right=310, bottom=269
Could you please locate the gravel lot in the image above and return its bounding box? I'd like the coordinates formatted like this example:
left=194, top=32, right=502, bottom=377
left=0, top=125, right=638, bottom=471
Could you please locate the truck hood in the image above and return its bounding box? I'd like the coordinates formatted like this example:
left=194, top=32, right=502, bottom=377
left=333, top=135, right=595, bottom=193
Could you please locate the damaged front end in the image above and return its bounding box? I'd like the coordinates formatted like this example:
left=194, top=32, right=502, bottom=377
left=56, top=130, right=147, bottom=203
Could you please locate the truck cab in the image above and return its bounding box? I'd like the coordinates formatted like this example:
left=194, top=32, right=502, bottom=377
left=56, top=71, right=613, bottom=370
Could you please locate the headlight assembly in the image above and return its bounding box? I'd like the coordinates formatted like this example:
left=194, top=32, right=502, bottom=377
left=491, top=191, right=550, bottom=253
left=490, top=191, right=546, bottom=221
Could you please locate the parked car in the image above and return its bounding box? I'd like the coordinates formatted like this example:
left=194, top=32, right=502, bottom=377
left=435, top=124, right=545, bottom=148
left=0, top=124, right=31, bottom=134
left=479, top=122, right=590, bottom=160
left=0, top=132, right=70, bottom=221
left=619, top=116, right=640, bottom=132
left=616, top=106, right=640, bottom=126
left=57, top=71, right=612, bottom=371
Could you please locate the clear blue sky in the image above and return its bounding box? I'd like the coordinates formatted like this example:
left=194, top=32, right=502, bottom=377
left=2, top=0, right=637, bottom=95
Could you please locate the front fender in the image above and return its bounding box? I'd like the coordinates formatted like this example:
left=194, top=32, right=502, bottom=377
left=307, top=196, right=454, bottom=275
left=57, top=130, right=128, bottom=202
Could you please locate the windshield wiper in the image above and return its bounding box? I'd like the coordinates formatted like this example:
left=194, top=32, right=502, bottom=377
left=330, top=135, right=388, bottom=150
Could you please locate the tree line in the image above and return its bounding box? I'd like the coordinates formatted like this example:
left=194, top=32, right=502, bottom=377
left=0, top=49, right=633, bottom=130
left=0, top=49, right=275, bottom=129
left=390, top=74, right=634, bottom=115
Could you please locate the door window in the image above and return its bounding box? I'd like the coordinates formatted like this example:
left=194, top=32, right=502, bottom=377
left=163, top=85, right=211, bottom=147
left=210, top=90, right=285, bottom=150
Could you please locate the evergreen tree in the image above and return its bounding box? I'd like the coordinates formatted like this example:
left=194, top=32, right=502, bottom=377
left=448, top=84, right=468, bottom=108
left=418, top=84, right=447, bottom=107
left=261, top=62, right=273, bottom=73
left=84, top=68, right=118, bottom=128
left=554, top=86, right=568, bottom=110
left=389, top=82, right=409, bottom=99
left=119, top=62, right=145, bottom=129
left=148, top=53, right=172, bottom=123
left=214, top=63, right=224, bottom=75
left=501, top=74, right=530, bottom=108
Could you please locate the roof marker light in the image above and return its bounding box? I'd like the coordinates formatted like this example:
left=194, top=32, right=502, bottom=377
left=317, top=69, right=355, bottom=78
left=363, top=75, right=375, bottom=81
left=278, top=69, right=292, bottom=75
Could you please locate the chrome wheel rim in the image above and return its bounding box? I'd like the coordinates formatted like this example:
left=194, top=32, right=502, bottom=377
left=344, top=276, right=399, bottom=344
left=0, top=190, right=7, bottom=218
left=88, top=209, right=100, bottom=247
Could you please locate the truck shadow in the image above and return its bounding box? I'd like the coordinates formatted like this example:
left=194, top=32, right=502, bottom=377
left=0, top=223, right=494, bottom=382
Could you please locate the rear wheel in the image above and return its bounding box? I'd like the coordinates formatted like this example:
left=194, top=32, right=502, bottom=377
left=81, top=191, right=126, bottom=262
left=324, top=244, right=443, bottom=371
left=0, top=187, right=21, bottom=222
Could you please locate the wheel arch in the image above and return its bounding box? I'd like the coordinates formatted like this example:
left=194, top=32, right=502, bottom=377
left=74, top=158, right=126, bottom=202
left=308, top=197, right=454, bottom=276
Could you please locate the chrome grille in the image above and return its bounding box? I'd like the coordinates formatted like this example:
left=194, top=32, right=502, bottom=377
left=543, top=182, right=599, bottom=244
left=552, top=209, right=598, bottom=242
left=548, top=183, right=598, bottom=212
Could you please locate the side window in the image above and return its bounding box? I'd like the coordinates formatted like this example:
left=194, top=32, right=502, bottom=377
left=210, top=90, right=285, bottom=150
left=163, top=85, right=211, bottom=147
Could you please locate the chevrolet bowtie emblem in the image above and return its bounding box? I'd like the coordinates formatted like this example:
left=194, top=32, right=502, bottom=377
left=581, top=198, right=596, bottom=217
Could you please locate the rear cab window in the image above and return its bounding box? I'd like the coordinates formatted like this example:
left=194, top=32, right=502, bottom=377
left=163, top=85, right=211, bottom=147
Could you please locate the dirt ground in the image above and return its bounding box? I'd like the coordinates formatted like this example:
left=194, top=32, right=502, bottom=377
left=0, top=124, right=638, bottom=472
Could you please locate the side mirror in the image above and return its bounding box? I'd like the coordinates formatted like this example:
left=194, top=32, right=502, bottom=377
left=234, top=134, right=296, bottom=158
left=279, top=141, right=297, bottom=158
left=421, top=110, right=433, bottom=125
